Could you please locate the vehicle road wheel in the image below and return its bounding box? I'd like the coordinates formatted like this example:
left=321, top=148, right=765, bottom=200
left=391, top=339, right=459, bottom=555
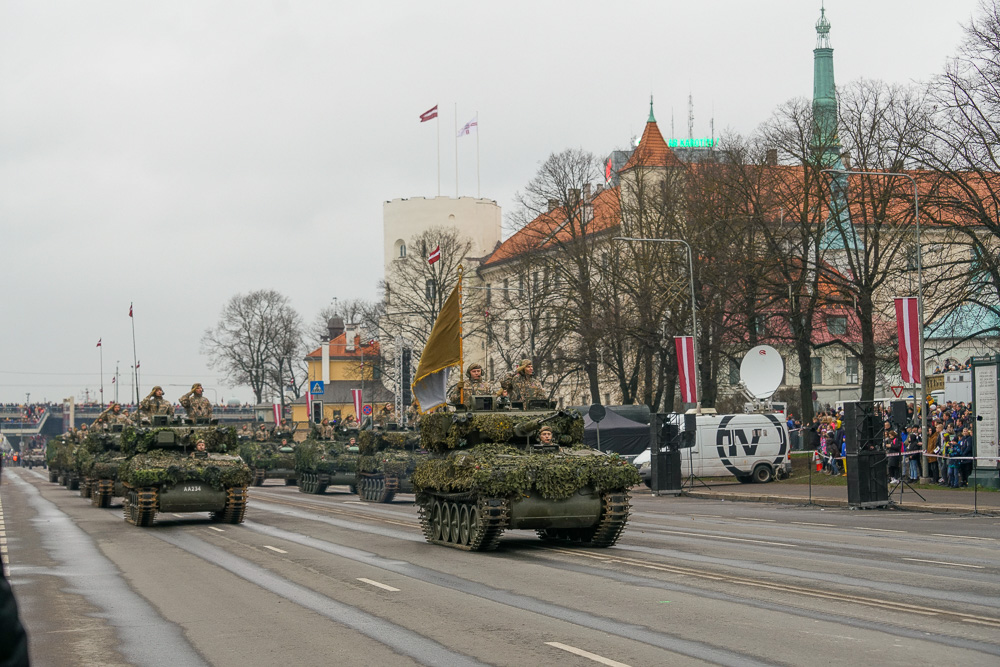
left=752, top=464, right=773, bottom=484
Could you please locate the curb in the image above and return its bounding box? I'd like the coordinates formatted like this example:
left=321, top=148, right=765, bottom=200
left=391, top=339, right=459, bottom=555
left=681, top=490, right=1000, bottom=515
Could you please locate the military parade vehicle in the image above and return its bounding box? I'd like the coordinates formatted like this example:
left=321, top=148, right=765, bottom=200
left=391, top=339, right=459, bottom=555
left=413, top=403, right=640, bottom=551
left=118, top=417, right=253, bottom=527
left=76, top=427, right=128, bottom=507
left=295, top=434, right=360, bottom=495
left=239, top=431, right=299, bottom=487
left=356, top=429, right=426, bottom=503
left=46, top=435, right=80, bottom=489
left=22, top=444, right=46, bottom=469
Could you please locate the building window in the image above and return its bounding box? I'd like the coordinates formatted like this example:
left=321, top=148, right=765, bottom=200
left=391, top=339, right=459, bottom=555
left=812, top=357, right=823, bottom=385
left=485, top=284, right=492, bottom=307
left=503, top=278, right=510, bottom=303
left=399, top=243, right=406, bottom=258
left=754, top=315, right=767, bottom=335
left=827, top=316, right=847, bottom=335
left=393, top=239, right=406, bottom=259
left=518, top=274, right=525, bottom=298
left=846, top=357, right=859, bottom=384
left=425, top=280, right=436, bottom=303
left=504, top=321, right=510, bottom=343
left=729, top=359, right=740, bottom=385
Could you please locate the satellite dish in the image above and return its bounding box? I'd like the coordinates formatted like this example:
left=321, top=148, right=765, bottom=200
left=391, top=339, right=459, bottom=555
left=740, top=345, right=784, bottom=399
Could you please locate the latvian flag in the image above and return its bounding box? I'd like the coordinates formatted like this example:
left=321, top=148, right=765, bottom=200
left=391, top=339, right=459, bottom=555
left=895, top=297, right=921, bottom=384
left=428, top=245, right=441, bottom=265
left=420, top=105, right=438, bottom=122
left=352, top=389, right=363, bottom=421
left=675, top=336, right=698, bottom=404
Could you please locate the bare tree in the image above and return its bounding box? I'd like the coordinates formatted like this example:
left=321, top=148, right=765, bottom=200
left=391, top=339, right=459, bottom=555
left=201, top=290, right=305, bottom=404
left=310, top=298, right=375, bottom=342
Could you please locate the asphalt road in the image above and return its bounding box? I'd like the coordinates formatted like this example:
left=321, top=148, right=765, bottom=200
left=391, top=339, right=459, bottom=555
left=3, top=469, right=999, bottom=667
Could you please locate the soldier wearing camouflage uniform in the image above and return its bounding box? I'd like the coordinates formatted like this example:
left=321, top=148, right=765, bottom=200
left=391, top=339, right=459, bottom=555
left=502, top=359, right=546, bottom=405
left=138, top=385, right=174, bottom=422
left=255, top=424, right=271, bottom=442
left=179, top=383, right=213, bottom=420
left=449, top=363, right=494, bottom=407
left=96, top=402, right=132, bottom=428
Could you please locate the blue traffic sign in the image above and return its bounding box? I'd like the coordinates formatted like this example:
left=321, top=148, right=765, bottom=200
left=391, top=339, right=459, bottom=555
left=310, top=381, right=325, bottom=395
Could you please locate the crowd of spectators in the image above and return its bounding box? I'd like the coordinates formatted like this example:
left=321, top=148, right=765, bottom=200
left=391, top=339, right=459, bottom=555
left=787, top=397, right=987, bottom=487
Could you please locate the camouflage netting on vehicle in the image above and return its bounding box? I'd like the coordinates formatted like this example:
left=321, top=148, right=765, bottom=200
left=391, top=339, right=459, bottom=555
left=295, top=440, right=359, bottom=474
left=412, top=444, right=641, bottom=500
left=357, top=431, right=418, bottom=456
left=121, top=426, right=237, bottom=456
left=359, top=450, right=424, bottom=477
left=90, top=457, right=124, bottom=479
left=119, top=451, right=252, bottom=490
left=238, top=441, right=296, bottom=469
left=50, top=440, right=77, bottom=471
left=237, top=441, right=263, bottom=467
left=419, top=410, right=585, bottom=454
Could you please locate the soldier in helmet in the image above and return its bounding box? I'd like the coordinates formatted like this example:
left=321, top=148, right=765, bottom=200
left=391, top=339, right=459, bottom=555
left=502, top=359, right=545, bottom=405
left=191, top=439, right=209, bottom=459
left=138, top=386, right=174, bottom=422
left=97, top=402, right=132, bottom=429
left=538, top=425, right=555, bottom=445
left=255, top=423, right=271, bottom=442
left=179, top=383, right=213, bottom=420
left=450, top=363, right=494, bottom=407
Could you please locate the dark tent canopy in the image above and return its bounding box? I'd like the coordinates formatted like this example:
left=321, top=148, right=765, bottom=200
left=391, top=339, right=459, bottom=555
left=583, top=409, right=649, bottom=456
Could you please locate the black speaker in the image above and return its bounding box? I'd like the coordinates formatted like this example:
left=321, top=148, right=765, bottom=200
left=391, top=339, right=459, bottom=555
left=681, top=413, right=697, bottom=449
left=401, top=348, right=412, bottom=408
left=844, top=402, right=884, bottom=454
left=847, top=450, right=889, bottom=507
left=890, top=400, right=908, bottom=428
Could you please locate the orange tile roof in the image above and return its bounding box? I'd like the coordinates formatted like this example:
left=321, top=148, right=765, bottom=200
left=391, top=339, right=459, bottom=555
left=304, top=332, right=380, bottom=361
left=481, top=186, right=621, bottom=268
left=622, top=120, right=684, bottom=170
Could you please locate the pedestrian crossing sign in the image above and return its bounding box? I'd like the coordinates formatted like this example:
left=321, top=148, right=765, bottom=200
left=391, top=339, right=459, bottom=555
left=310, top=381, right=325, bottom=395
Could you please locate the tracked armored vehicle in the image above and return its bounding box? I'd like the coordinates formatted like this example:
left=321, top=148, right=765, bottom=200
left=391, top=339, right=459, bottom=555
left=77, top=427, right=127, bottom=507
left=239, top=433, right=299, bottom=487
left=119, top=418, right=252, bottom=527
left=22, top=446, right=46, bottom=469
left=356, top=430, right=426, bottom=503
left=47, top=435, right=80, bottom=488
left=414, top=406, right=640, bottom=551
left=295, top=436, right=360, bottom=495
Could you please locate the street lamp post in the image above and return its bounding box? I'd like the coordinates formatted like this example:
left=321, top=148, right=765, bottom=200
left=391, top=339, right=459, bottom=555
left=613, top=236, right=701, bottom=413
left=822, top=168, right=927, bottom=478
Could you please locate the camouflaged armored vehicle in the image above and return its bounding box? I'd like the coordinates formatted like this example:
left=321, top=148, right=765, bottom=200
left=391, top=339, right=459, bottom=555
left=76, top=427, right=127, bottom=507
left=413, top=404, right=640, bottom=551
left=356, top=429, right=426, bottom=503
left=295, top=435, right=360, bottom=495
left=118, top=418, right=253, bottom=526
left=238, top=431, right=299, bottom=487
left=22, top=446, right=46, bottom=469
left=47, top=435, right=80, bottom=489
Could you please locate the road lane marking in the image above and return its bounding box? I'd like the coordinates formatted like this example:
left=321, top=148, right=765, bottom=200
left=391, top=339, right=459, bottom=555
left=657, top=529, right=795, bottom=547
left=688, top=514, right=721, bottom=518
left=344, top=501, right=364, bottom=504
left=545, top=642, right=631, bottom=667
left=932, top=533, right=996, bottom=542
left=263, top=545, right=287, bottom=554
left=962, top=617, right=1000, bottom=628
left=357, top=578, right=400, bottom=592
left=792, top=521, right=835, bottom=527
left=208, top=526, right=225, bottom=532
left=853, top=527, right=905, bottom=533
left=739, top=517, right=775, bottom=522
left=903, top=558, right=984, bottom=569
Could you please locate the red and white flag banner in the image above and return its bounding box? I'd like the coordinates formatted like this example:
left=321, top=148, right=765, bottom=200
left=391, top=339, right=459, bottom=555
left=96, top=338, right=102, bottom=348
left=352, top=389, right=363, bottom=420
left=420, top=105, right=438, bottom=122
left=675, top=336, right=697, bottom=403
left=272, top=403, right=281, bottom=424
left=428, top=245, right=441, bottom=265
left=895, top=297, right=921, bottom=384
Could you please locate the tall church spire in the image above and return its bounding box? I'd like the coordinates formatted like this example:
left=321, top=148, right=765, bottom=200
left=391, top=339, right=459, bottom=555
left=812, top=2, right=840, bottom=162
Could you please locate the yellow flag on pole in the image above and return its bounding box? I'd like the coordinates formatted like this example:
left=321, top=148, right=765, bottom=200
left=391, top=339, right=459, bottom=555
left=411, top=274, right=463, bottom=413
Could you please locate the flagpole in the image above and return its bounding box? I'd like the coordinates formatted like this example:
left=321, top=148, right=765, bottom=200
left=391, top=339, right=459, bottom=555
left=476, top=111, right=480, bottom=198
left=130, top=303, right=139, bottom=406
left=458, top=264, right=465, bottom=406
left=454, top=103, right=459, bottom=197
left=99, top=343, right=104, bottom=409
left=437, top=111, right=441, bottom=196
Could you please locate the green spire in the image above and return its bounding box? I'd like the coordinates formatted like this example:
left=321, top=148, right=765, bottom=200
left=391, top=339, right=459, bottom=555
left=648, top=95, right=655, bottom=123
left=812, top=3, right=840, bottom=161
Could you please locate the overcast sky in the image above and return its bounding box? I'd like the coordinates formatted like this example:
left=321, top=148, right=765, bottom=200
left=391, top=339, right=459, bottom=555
left=0, top=0, right=982, bottom=406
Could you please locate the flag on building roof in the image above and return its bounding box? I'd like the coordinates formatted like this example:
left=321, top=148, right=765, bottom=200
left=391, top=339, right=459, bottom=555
left=420, top=105, right=438, bottom=122
left=457, top=116, right=478, bottom=137
left=96, top=338, right=102, bottom=348
left=428, top=245, right=441, bottom=264
left=412, top=275, right=463, bottom=414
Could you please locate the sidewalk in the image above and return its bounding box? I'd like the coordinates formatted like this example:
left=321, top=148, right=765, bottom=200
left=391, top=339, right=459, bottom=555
left=654, top=482, right=1000, bottom=514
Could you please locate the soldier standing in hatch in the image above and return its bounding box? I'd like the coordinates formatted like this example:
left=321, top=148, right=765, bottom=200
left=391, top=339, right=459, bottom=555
left=138, top=385, right=174, bottom=422
left=502, top=359, right=546, bottom=405
left=179, top=383, right=213, bottom=420
left=538, top=425, right=555, bottom=445
left=97, top=402, right=132, bottom=427
left=255, top=423, right=271, bottom=442
left=449, top=363, right=494, bottom=407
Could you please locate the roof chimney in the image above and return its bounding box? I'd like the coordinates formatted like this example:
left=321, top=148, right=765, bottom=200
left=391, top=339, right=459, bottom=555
left=345, top=323, right=356, bottom=351
left=765, top=149, right=778, bottom=166
left=583, top=183, right=591, bottom=201
left=841, top=151, right=852, bottom=169
left=547, top=199, right=558, bottom=212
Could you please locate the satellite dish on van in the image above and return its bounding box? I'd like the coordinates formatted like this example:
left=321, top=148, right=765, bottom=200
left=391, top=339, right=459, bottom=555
left=740, top=345, right=783, bottom=399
